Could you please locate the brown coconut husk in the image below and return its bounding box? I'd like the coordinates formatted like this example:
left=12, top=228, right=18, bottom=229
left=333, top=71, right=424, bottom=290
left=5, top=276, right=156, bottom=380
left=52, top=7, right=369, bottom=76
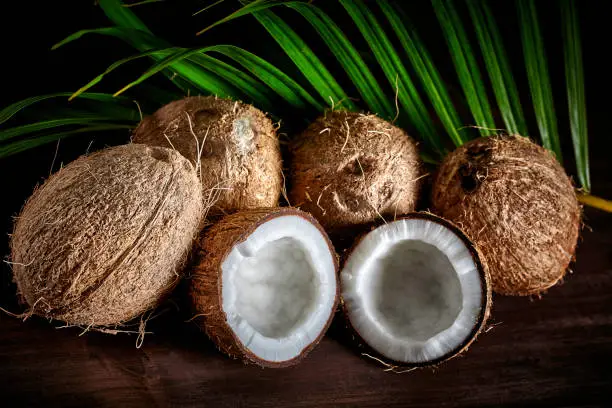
left=10, top=143, right=204, bottom=327
left=189, top=207, right=339, bottom=368
left=431, top=135, right=581, bottom=296
left=340, top=212, right=492, bottom=370
left=133, top=96, right=282, bottom=217
left=289, top=111, right=422, bottom=236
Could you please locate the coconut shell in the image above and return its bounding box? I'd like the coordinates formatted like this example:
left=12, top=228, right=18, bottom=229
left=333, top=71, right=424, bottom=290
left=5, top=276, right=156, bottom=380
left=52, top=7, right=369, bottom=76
left=341, top=212, right=491, bottom=369
left=431, top=135, right=581, bottom=296
left=190, top=207, right=339, bottom=367
left=133, top=96, right=282, bottom=216
left=289, top=111, right=422, bottom=235
left=10, top=143, right=204, bottom=326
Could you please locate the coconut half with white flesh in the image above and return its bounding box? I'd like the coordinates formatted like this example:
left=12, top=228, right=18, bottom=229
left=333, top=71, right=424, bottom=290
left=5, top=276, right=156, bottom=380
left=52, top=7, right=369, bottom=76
left=190, top=208, right=339, bottom=367
left=341, top=213, right=491, bottom=367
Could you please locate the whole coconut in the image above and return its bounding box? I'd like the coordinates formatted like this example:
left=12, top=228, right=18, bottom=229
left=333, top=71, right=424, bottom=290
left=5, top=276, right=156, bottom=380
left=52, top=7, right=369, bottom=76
left=133, top=96, right=282, bottom=216
left=431, top=135, right=581, bottom=296
left=289, top=111, right=422, bottom=234
left=10, top=144, right=204, bottom=326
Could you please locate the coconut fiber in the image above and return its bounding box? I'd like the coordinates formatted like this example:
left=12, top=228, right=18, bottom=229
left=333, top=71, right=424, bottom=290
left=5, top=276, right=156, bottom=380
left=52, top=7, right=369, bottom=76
left=190, top=207, right=338, bottom=367
left=133, top=96, right=282, bottom=216
left=432, top=135, right=581, bottom=296
left=289, top=111, right=422, bottom=234
left=10, top=143, right=204, bottom=326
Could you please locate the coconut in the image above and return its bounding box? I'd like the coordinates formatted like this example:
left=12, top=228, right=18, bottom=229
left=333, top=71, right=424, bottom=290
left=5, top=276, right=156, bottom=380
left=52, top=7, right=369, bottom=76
left=289, top=111, right=422, bottom=235
left=431, top=135, right=581, bottom=296
left=190, top=208, right=339, bottom=367
left=10, top=143, right=204, bottom=327
left=341, top=212, right=491, bottom=368
left=133, top=96, right=282, bottom=216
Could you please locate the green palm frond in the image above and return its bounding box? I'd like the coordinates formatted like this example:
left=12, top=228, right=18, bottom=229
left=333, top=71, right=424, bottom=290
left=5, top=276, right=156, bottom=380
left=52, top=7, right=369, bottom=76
left=0, top=93, right=134, bottom=125
left=196, top=0, right=281, bottom=36
left=432, top=0, right=495, bottom=135
left=207, top=45, right=322, bottom=111
left=0, top=124, right=135, bottom=158
left=340, top=0, right=441, bottom=152
left=251, top=8, right=356, bottom=111
left=517, top=0, right=561, bottom=160
left=466, top=0, right=527, bottom=135
left=379, top=0, right=464, bottom=148
left=285, top=2, right=394, bottom=119
left=0, top=92, right=140, bottom=159
left=0, top=0, right=593, bottom=202
left=561, top=0, right=589, bottom=192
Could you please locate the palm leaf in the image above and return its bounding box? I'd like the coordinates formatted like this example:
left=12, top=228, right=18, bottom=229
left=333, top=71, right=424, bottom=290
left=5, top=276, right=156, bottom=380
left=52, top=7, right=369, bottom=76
left=99, top=0, right=152, bottom=34
left=466, top=0, right=527, bottom=136
left=0, top=93, right=132, bottom=125
left=96, top=0, right=239, bottom=97
left=192, top=0, right=224, bottom=16
left=433, top=0, right=495, bottom=135
left=285, top=2, right=395, bottom=119
left=251, top=8, right=355, bottom=110
left=71, top=41, right=320, bottom=111
left=517, top=0, right=562, bottom=160
left=124, top=0, right=166, bottom=7
left=69, top=48, right=170, bottom=100
left=0, top=117, right=123, bottom=142
left=112, top=47, right=274, bottom=110
left=176, top=53, right=276, bottom=110
left=196, top=0, right=282, bottom=36
left=207, top=45, right=322, bottom=111
left=379, top=0, right=464, bottom=148
left=339, top=0, right=441, bottom=153
left=0, top=0, right=596, bottom=204
left=52, top=27, right=151, bottom=50
left=55, top=27, right=240, bottom=98
left=0, top=124, right=134, bottom=159
left=561, top=0, right=589, bottom=191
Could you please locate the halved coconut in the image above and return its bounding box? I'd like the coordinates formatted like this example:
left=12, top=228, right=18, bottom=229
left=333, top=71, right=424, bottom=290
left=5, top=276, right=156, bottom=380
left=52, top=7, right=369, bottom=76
left=190, top=208, right=339, bottom=367
left=341, top=213, right=491, bottom=367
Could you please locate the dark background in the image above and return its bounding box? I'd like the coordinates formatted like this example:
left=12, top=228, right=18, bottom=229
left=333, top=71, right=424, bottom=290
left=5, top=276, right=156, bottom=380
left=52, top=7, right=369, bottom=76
left=1, top=1, right=611, bottom=407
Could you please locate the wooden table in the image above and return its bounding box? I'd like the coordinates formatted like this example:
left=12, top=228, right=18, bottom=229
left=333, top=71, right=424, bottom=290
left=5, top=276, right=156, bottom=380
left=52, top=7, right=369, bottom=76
left=0, top=192, right=610, bottom=408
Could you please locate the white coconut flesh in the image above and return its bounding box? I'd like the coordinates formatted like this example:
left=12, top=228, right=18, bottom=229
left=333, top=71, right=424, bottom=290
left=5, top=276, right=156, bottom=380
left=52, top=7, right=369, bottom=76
left=221, top=215, right=337, bottom=363
left=341, top=218, right=484, bottom=364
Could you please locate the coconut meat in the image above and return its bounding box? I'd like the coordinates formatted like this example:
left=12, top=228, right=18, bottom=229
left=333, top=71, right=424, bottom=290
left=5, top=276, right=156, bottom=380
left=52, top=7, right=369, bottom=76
left=342, top=218, right=484, bottom=363
left=221, top=215, right=336, bottom=363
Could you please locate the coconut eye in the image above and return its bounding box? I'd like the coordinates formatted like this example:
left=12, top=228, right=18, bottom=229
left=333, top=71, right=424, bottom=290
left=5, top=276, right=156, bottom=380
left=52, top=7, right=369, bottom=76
left=192, top=108, right=217, bottom=123
left=459, top=164, right=480, bottom=192
left=340, top=156, right=374, bottom=176
left=342, top=158, right=362, bottom=176
left=378, top=181, right=394, bottom=202
left=341, top=213, right=490, bottom=366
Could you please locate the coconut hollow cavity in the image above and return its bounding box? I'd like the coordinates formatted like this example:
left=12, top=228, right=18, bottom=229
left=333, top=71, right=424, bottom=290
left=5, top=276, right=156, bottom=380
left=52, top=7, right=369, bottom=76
left=289, top=110, right=422, bottom=235
left=190, top=208, right=339, bottom=367
left=10, top=144, right=204, bottom=327
left=341, top=213, right=490, bottom=367
left=133, top=96, right=282, bottom=216
left=432, top=135, right=581, bottom=296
